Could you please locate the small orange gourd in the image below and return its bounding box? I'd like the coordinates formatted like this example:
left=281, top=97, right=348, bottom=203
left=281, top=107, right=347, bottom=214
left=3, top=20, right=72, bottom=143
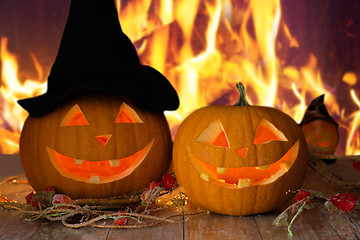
left=173, top=83, right=308, bottom=216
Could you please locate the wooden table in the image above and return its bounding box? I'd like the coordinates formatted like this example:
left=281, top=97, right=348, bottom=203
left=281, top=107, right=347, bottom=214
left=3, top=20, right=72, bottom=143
left=0, top=154, right=359, bottom=240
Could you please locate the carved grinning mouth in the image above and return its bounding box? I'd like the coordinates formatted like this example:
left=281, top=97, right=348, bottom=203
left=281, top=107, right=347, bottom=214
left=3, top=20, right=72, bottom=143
left=47, top=140, right=154, bottom=184
left=186, top=141, right=299, bottom=189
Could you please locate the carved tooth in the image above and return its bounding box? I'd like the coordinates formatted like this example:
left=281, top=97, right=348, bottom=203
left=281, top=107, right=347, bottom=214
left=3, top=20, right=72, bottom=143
left=216, top=167, right=226, bottom=174
left=90, top=175, right=101, bottom=184
left=237, top=178, right=250, bottom=188
left=200, top=173, right=210, bottom=182
left=109, top=159, right=120, bottom=167
left=74, top=159, right=83, bottom=165
left=280, top=161, right=292, bottom=171
left=256, top=165, right=270, bottom=170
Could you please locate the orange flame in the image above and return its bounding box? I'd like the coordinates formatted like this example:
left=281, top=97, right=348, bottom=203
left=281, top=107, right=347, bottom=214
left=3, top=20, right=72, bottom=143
left=346, top=90, right=360, bottom=155
left=0, top=0, right=359, bottom=155
left=0, top=37, right=46, bottom=153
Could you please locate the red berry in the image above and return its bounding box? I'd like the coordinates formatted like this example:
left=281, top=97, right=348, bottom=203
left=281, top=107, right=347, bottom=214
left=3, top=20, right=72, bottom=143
left=25, top=192, right=34, bottom=204
left=25, top=192, right=40, bottom=210
left=161, top=174, right=177, bottom=190
left=52, top=194, right=73, bottom=205
left=31, top=200, right=40, bottom=210
left=114, top=218, right=128, bottom=226
left=329, top=193, right=358, bottom=213
left=296, top=190, right=312, bottom=205
left=115, top=211, right=128, bottom=226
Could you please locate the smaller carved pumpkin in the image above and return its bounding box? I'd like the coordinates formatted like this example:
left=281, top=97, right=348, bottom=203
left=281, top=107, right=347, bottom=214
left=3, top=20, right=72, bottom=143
left=173, top=83, right=308, bottom=216
left=20, top=94, right=172, bottom=199
left=300, top=94, right=339, bottom=155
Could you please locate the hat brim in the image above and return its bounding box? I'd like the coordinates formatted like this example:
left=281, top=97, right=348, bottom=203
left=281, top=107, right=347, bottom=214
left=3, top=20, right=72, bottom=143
left=18, top=65, right=179, bottom=118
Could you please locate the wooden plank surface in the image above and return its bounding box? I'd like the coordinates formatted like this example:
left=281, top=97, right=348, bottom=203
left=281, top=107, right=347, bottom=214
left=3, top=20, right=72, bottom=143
left=107, top=207, right=184, bottom=240
left=0, top=155, right=360, bottom=239
left=184, top=212, right=261, bottom=240
left=255, top=209, right=342, bottom=240
left=31, top=221, right=109, bottom=240
left=302, top=165, right=360, bottom=240
left=0, top=211, right=43, bottom=240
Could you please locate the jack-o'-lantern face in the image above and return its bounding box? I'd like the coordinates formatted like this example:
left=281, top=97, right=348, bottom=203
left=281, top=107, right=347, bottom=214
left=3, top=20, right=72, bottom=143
left=173, top=105, right=308, bottom=216
left=47, top=102, right=154, bottom=184
left=20, top=94, right=172, bottom=199
left=187, top=118, right=299, bottom=188
left=301, top=119, right=339, bottom=153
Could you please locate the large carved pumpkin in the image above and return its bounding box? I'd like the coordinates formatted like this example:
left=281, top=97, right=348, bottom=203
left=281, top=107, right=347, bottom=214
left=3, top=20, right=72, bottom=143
left=173, top=83, right=308, bottom=216
left=20, top=94, right=172, bottom=199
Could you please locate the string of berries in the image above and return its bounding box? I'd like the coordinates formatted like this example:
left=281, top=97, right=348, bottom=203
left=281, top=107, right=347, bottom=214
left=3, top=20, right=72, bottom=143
left=21, top=173, right=177, bottom=227
left=24, top=173, right=177, bottom=211
left=274, top=189, right=360, bottom=236
left=0, top=174, right=189, bottom=229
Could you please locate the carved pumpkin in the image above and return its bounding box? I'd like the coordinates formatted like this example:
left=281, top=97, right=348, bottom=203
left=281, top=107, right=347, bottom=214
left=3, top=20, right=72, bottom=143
left=300, top=94, right=339, bottom=155
left=173, top=83, right=308, bottom=216
left=20, top=94, right=172, bottom=199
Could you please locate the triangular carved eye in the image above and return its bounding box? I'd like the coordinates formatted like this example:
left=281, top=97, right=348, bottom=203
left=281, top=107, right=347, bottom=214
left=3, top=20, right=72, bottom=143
left=60, top=104, right=89, bottom=127
left=195, top=120, right=230, bottom=148
left=254, top=119, right=288, bottom=144
left=115, top=102, right=143, bottom=124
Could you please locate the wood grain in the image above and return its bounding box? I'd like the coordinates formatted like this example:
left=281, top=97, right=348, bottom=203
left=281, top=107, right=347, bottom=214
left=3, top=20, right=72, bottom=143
left=108, top=207, right=184, bottom=240
left=184, top=211, right=262, bottom=240
left=31, top=221, right=109, bottom=240
left=0, top=211, right=43, bottom=240
left=255, top=209, right=341, bottom=240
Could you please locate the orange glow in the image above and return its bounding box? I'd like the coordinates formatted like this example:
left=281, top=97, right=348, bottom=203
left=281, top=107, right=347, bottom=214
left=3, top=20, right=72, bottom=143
left=46, top=139, right=154, bottom=184
left=212, top=131, right=229, bottom=148
left=115, top=111, right=134, bottom=124
left=187, top=140, right=299, bottom=188
left=254, top=119, right=288, bottom=144
left=95, top=134, right=112, bottom=147
left=195, top=120, right=230, bottom=148
left=342, top=72, right=357, bottom=86
left=0, top=1, right=359, bottom=155
left=60, top=104, right=89, bottom=127
left=236, top=148, right=248, bottom=159
left=115, top=103, right=143, bottom=124
left=301, top=119, right=339, bottom=151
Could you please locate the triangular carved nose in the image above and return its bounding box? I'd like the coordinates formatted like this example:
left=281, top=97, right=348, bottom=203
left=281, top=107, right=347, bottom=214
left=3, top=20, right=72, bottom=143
left=236, top=148, right=248, bottom=158
left=95, top=134, right=112, bottom=147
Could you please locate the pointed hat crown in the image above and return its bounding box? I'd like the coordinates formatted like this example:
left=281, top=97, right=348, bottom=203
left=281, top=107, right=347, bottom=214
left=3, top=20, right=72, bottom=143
left=18, top=0, right=179, bottom=117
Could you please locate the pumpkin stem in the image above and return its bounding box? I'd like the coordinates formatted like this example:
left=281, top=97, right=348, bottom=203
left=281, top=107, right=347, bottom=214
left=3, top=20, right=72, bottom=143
left=234, top=82, right=250, bottom=106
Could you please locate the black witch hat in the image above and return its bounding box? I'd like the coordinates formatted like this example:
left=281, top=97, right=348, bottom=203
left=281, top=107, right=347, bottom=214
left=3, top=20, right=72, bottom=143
left=18, top=0, right=179, bottom=117
left=299, top=94, right=338, bottom=127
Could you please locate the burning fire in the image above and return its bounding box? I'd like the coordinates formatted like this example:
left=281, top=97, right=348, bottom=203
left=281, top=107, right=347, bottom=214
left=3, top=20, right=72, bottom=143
left=0, top=0, right=359, bottom=155
left=0, top=37, right=46, bottom=153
